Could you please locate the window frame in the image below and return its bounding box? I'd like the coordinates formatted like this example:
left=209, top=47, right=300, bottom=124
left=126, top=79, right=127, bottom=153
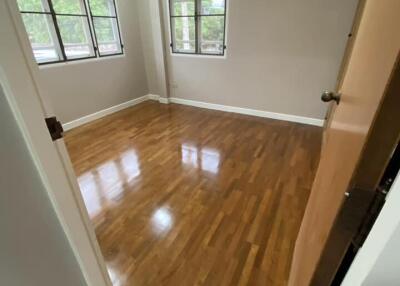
left=18, top=0, right=124, bottom=65
left=88, top=0, right=124, bottom=58
left=168, top=0, right=228, bottom=57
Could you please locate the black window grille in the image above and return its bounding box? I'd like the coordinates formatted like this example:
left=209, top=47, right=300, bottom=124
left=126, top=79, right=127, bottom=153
left=168, top=0, right=227, bottom=56
left=17, top=0, right=124, bottom=65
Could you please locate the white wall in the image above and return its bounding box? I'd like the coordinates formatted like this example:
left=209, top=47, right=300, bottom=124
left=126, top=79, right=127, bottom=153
left=161, top=0, right=359, bottom=119
left=342, top=172, right=400, bottom=285
left=0, top=83, right=87, bottom=286
left=20, top=0, right=149, bottom=123
left=364, top=224, right=400, bottom=285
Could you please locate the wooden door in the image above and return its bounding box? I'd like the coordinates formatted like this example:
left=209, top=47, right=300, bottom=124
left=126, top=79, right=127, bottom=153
left=322, top=0, right=366, bottom=140
left=289, top=1, right=400, bottom=286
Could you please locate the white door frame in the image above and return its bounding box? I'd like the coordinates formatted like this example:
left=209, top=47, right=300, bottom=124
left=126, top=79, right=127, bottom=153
left=342, top=172, right=400, bottom=285
left=1, top=1, right=111, bottom=285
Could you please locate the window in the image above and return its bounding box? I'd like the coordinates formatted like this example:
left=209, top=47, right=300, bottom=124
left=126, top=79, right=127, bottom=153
left=17, top=0, right=123, bottom=65
left=168, top=0, right=227, bottom=56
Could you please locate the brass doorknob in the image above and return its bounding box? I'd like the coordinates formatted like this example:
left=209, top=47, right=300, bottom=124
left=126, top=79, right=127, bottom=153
left=321, top=91, right=341, bottom=104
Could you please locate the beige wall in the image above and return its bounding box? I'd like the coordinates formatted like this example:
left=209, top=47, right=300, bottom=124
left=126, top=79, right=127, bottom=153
left=161, top=0, right=359, bottom=119
left=137, top=0, right=169, bottom=99
left=11, top=0, right=359, bottom=123
left=34, top=0, right=149, bottom=123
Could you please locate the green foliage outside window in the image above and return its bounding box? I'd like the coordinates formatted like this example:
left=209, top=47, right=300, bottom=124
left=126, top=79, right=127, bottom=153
left=17, top=0, right=114, bottom=45
left=93, top=18, right=116, bottom=43
left=21, top=13, right=52, bottom=44
left=57, top=16, right=87, bottom=44
left=89, top=0, right=113, bottom=16
left=17, top=0, right=43, bottom=12
left=53, top=0, right=81, bottom=14
left=172, top=0, right=225, bottom=52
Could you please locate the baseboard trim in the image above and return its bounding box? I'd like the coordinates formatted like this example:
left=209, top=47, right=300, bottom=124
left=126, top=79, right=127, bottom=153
left=63, top=95, right=149, bottom=131
left=148, top=94, right=170, bottom=104
left=158, top=97, right=170, bottom=104
left=168, top=97, right=324, bottom=127
left=147, top=94, right=159, bottom=101
left=63, top=94, right=324, bottom=131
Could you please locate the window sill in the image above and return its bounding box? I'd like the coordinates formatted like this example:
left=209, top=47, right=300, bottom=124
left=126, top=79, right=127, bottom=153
left=170, top=52, right=227, bottom=60
left=38, top=54, right=125, bottom=69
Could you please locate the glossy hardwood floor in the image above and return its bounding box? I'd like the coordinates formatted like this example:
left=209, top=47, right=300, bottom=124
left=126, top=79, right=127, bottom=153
left=65, top=101, right=322, bottom=286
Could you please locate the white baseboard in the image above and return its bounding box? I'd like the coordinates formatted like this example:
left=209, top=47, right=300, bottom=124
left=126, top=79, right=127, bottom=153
left=168, top=97, right=324, bottom=127
left=158, top=97, right=170, bottom=104
left=63, top=94, right=324, bottom=131
left=147, top=94, right=159, bottom=101
left=63, top=95, right=149, bottom=131
left=148, top=94, right=170, bottom=104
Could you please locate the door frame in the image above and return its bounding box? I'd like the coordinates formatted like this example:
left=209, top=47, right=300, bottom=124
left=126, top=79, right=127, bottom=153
left=342, top=170, right=400, bottom=284
left=1, top=1, right=112, bottom=285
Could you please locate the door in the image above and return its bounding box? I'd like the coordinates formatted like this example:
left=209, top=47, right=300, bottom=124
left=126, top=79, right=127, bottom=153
left=1, top=1, right=111, bottom=285
left=289, top=1, right=400, bottom=286
left=322, top=0, right=366, bottom=140
left=0, top=82, right=87, bottom=286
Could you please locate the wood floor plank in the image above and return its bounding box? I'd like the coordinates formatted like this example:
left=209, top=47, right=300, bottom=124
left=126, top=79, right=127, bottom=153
left=64, top=101, right=322, bottom=285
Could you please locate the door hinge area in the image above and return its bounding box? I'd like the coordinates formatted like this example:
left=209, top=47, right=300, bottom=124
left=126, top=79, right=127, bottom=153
left=45, top=116, right=64, bottom=141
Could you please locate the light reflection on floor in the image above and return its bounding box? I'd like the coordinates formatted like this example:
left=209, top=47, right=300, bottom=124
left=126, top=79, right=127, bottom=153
left=201, top=147, right=220, bottom=174
left=181, top=144, right=199, bottom=168
left=80, top=145, right=221, bottom=218
left=181, top=143, right=220, bottom=174
left=151, top=207, right=174, bottom=236
left=78, top=171, right=102, bottom=217
left=78, top=148, right=141, bottom=218
left=107, top=266, right=126, bottom=286
left=121, top=150, right=141, bottom=181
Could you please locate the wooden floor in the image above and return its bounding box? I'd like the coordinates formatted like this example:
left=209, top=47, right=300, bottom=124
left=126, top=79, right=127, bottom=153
left=65, top=101, right=322, bottom=286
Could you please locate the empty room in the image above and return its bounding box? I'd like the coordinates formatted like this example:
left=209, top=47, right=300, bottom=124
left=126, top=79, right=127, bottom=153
left=1, top=0, right=400, bottom=286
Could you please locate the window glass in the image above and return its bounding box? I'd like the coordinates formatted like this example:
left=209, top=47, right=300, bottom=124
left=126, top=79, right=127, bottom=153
left=17, top=0, right=123, bottom=64
left=171, top=0, right=195, bottom=16
left=200, top=0, right=225, bottom=15
left=200, top=16, right=224, bottom=54
left=172, top=17, right=196, bottom=53
left=169, top=0, right=227, bottom=56
left=56, top=15, right=95, bottom=59
left=21, top=13, right=61, bottom=63
left=52, top=0, right=83, bottom=14
left=92, top=17, right=122, bottom=55
left=89, top=0, right=116, bottom=16
left=17, top=0, right=47, bottom=12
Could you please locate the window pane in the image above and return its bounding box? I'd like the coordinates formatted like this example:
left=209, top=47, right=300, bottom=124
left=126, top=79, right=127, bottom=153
left=92, top=18, right=122, bottom=55
left=171, top=0, right=195, bottom=16
left=89, top=0, right=116, bottom=16
left=17, top=0, right=47, bottom=12
left=56, top=16, right=94, bottom=59
left=200, top=16, right=224, bottom=54
left=172, top=17, right=195, bottom=53
left=53, top=0, right=85, bottom=14
left=21, top=13, right=61, bottom=63
left=201, top=0, right=225, bottom=15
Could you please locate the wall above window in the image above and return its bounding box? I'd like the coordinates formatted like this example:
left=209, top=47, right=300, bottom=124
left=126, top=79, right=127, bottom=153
left=17, top=0, right=124, bottom=65
left=168, top=0, right=227, bottom=56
